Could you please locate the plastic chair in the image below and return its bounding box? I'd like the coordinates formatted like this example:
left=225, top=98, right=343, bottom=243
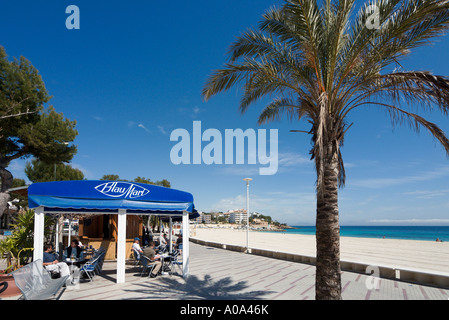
left=168, top=250, right=183, bottom=276
left=140, top=256, right=157, bottom=277
left=79, top=254, right=103, bottom=282
left=11, top=259, right=68, bottom=300
left=132, top=249, right=141, bottom=266
left=95, top=251, right=106, bottom=274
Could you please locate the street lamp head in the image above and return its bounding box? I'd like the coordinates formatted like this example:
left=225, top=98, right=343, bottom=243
left=243, top=178, right=253, bottom=182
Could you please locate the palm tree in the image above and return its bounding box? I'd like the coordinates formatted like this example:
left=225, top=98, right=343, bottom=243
left=202, top=0, right=449, bottom=300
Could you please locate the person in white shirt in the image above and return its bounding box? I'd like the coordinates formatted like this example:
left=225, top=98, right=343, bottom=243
left=132, top=237, right=143, bottom=259
left=43, top=244, right=72, bottom=285
left=160, top=233, right=167, bottom=245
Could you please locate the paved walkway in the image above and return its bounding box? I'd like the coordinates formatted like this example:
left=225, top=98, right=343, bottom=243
left=2, top=242, right=449, bottom=300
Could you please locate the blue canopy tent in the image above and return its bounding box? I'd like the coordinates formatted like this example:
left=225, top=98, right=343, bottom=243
left=28, top=180, right=198, bottom=283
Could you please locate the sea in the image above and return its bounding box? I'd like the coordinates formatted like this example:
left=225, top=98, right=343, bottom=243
left=276, top=226, right=449, bottom=242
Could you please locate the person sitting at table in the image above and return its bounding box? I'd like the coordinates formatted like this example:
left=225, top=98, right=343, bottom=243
left=132, top=237, right=143, bottom=259
left=176, top=234, right=183, bottom=250
left=142, top=241, right=162, bottom=278
left=63, top=239, right=85, bottom=267
left=157, top=233, right=169, bottom=253
left=162, top=233, right=171, bottom=251
left=43, top=244, right=72, bottom=283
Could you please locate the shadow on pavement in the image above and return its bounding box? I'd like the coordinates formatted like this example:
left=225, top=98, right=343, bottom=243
left=123, top=274, right=274, bottom=300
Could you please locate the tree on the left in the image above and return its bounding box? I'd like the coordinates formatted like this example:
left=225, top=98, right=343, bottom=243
left=0, top=46, right=78, bottom=210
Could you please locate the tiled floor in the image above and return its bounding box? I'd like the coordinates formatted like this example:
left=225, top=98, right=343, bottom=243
left=3, top=242, right=449, bottom=300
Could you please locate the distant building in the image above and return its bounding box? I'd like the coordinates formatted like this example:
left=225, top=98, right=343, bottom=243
left=192, top=212, right=212, bottom=224
left=202, top=214, right=211, bottom=224
left=229, top=209, right=248, bottom=224
left=252, top=218, right=269, bottom=229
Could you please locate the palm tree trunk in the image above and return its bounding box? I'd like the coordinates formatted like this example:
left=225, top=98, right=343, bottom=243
left=315, top=145, right=342, bottom=300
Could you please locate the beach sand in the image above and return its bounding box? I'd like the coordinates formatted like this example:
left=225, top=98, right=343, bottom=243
left=191, top=227, right=449, bottom=274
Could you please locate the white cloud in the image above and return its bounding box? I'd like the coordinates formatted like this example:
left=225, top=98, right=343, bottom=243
left=218, top=165, right=261, bottom=176
left=193, top=106, right=201, bottom=115
left=350, top=166, right=449, bottom=189
left=207, top=191, right=316, bottom=225
left=177, top=106, right=204, bottom=118
left=278, top=152, right=311, bottom=167
left=157, top=125, right=168, bottom=135
left=403, top=189, right=449, bottom=199
left=8, top=160, right=24, bottom=173
left=138, top=123, right=150, bottom=133
left=8, top=160, right=29, bottom=183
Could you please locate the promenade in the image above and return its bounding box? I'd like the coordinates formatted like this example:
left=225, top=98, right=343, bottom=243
left=3, top=242, right=448, bottom=300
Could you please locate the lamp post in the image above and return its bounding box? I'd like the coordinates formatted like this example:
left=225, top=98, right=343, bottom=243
left=243, top=178, right=252, bottom=254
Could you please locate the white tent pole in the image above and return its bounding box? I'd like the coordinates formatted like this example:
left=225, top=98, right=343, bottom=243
left=182, top=211, right=189, bottom=278
left=68, top=218, right=72, bottom=246
left=117, top=209, right=127, bottom=284
left=159, top=218, right=162, bottom=244
left=169, top=217, right=173, bottom=253
left=55, top=217, right=59, bottom=251
left=33, top=207, right=45, bottom=262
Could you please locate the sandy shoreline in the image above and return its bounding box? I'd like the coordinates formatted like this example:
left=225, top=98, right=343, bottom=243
left=191, top=227, right=449, bottom=274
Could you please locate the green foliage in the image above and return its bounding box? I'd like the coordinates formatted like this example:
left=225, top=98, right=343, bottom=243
left=251, top=214, right=272, bottom=224
left=0, top=47, right=78, bottom=191
left=155, top=179, right=171, bottom=188
left=100, top=175, right=171, bottom=188
left=12, top=178, right=26, bottom=188
left=0, top=46, right=48, bottom=130
left=18, top=106, right=78, bottom=164
left=25, top=159, right=84, bottom=182
left=100, top=174, right=120, bottom=181
left=0, top=209, right=51, bottom=271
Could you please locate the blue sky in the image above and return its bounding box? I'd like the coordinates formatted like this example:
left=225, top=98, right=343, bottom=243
left=1, top=0, right=449, bottom=226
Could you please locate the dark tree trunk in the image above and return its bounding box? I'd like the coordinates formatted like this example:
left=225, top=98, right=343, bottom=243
left=0, top=160, right=14, bottom=192
left=315, top=147, right=342, bottom=300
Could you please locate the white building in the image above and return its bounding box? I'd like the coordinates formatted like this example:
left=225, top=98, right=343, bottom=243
left=229, top=210, right=248, bottom=224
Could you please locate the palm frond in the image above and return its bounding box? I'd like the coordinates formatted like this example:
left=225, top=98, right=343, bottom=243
left=369, top=101, right=449, bottom=156
left=335, top=0, right=449, bottom=101
left=257, top=97, right=312, bottom=124
left=202, top=0, right=449, bottom=192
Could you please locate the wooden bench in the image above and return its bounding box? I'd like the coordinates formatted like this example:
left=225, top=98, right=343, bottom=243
left=11, top=259, right=69, bottom=300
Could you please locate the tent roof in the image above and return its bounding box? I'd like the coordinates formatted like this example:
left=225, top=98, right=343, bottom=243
left=28, top=180, right=196, bottom=215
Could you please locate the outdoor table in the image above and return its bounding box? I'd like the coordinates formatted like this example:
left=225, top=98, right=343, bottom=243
left=65, top=258, right=87, bottom=268
left=65, top=258, right=86, bottom=283
left=159, top=254, right=171, bottom=275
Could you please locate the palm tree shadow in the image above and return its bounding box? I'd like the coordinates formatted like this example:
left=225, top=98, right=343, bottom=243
left=123, top=274, right=274, bottom=300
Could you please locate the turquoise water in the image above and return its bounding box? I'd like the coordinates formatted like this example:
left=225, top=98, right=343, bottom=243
left=277, top=226, right=449, bottom=242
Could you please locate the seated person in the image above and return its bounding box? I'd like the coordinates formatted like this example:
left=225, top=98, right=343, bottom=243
left=43, top=244, right=71, bottom=282
left=160, top=234, right=167, bottom=245
left=141, top=241, right=162, bottom=278
left=63, top=239, right=85, bottom=267
left=132, top=237, right=143, bottom=259
left=162, top=233, right=172, bottom=250
left=176, top=234, right=183, bottom=251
